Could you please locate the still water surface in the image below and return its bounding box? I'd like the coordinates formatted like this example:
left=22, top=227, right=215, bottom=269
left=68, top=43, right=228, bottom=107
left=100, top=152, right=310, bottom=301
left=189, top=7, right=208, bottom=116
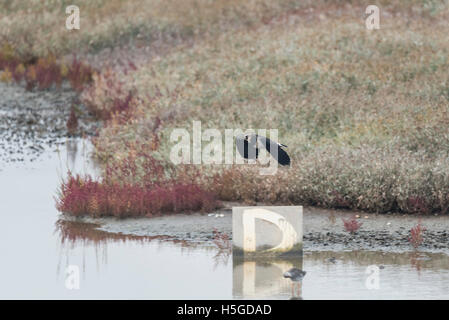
left=1, top=139, right=449, bottom=299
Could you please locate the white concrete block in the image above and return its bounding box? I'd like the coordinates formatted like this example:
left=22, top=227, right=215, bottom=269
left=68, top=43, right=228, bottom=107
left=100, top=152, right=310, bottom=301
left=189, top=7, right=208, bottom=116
left=232, top=206, right=303, bottom=256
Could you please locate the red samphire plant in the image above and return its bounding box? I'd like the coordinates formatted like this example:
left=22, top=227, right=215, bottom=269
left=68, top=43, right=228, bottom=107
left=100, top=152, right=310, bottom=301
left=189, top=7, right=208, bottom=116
left=342, top=216, right=363, bottom=234
left=408, top=219, right=426, bottom=249
left=56, top=173, right=220, bottom=218
left=0, top=48, right=94, bottom=92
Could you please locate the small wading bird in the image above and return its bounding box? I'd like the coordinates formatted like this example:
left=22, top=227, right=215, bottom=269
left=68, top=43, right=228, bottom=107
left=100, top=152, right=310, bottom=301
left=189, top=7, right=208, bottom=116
left=236, top=134, right=291, bottom=166
left=283, top=268, right=306, bottom=298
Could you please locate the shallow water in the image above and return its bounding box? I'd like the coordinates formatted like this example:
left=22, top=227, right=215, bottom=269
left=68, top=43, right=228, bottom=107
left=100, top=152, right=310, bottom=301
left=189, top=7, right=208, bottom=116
left=1, top=140, right=449, bottom=299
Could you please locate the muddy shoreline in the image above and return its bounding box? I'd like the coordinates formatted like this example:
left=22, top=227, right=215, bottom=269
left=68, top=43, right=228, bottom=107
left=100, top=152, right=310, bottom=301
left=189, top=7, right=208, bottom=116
left=59, top=204, right=449, bottom=254
left=0, top=81, right=98, bottom=165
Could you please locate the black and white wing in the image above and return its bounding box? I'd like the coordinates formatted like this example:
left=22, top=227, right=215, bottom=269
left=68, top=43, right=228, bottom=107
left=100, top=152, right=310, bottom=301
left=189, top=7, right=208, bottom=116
left=257, top=135, right=291, bottom=166
left=236, top=134, right=259, bottom=160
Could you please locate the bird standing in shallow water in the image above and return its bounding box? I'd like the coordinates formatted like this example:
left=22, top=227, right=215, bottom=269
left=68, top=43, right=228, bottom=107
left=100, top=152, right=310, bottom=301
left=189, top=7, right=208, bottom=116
left=236, top=134, right=291, bottom=166
left=283, top=268, right=306, bottom=298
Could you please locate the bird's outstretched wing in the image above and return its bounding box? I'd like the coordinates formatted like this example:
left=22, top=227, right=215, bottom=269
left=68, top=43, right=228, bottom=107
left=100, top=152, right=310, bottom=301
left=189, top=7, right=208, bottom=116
left=257, top=135, right=291, bottom=166
left=236, top=135, right=258, bottom=160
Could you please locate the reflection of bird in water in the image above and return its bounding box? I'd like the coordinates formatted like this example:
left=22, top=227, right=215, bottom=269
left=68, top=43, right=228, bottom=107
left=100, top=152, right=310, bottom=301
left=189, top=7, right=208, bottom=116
left=284, top=268, right=306, bottom=281
left=283, top=268, right=306, bottom=298
left=236, top=134, right=291, bottom=166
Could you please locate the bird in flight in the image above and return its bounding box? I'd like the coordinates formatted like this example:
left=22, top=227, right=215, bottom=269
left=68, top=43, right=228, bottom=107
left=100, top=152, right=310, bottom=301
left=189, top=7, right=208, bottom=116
left=236, top=133, right=291, bottom=166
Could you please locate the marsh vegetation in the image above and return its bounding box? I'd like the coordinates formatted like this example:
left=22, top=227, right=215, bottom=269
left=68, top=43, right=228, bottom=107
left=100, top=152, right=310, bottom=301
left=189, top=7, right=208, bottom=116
left=2, top=1, right=449, bottom=216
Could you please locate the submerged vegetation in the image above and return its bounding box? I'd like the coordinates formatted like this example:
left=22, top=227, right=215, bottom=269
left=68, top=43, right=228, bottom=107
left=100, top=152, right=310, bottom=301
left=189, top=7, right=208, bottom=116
left=2, top=0, right=449, bottom=216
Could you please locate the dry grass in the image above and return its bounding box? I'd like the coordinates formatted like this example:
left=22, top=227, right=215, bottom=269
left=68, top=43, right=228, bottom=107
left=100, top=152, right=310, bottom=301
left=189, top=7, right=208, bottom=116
left=4, top=1, right=449, bottom=215
left=0, top=0, right=303, bottom=59
left=78, top=1, right=449, bottom=214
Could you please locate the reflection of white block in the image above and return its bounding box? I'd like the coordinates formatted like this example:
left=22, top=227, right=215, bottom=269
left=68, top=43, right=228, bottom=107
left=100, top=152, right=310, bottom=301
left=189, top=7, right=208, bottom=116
left=233, top=206, right=303, bottom=256
left=233, top=256, right=303, bottom=299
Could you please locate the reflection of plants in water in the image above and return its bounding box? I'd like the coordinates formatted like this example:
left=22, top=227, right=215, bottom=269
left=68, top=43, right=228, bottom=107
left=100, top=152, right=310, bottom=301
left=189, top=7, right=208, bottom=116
left=212, top=228, right=231, bottom=268
left=212, top=228, right=231, bottom=251
left=66, top=106, right=79, bottom=136
left=328, top=212, right=336, bottom=225
left=410, top=252, right=423, bottom=275
left=55, top=219, right=232, bottom=274
left=408, top=219, right=426, bottom=250
left=55, top=219, right=170, bottom=275
left=55, top=219, right=170, bottom=246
